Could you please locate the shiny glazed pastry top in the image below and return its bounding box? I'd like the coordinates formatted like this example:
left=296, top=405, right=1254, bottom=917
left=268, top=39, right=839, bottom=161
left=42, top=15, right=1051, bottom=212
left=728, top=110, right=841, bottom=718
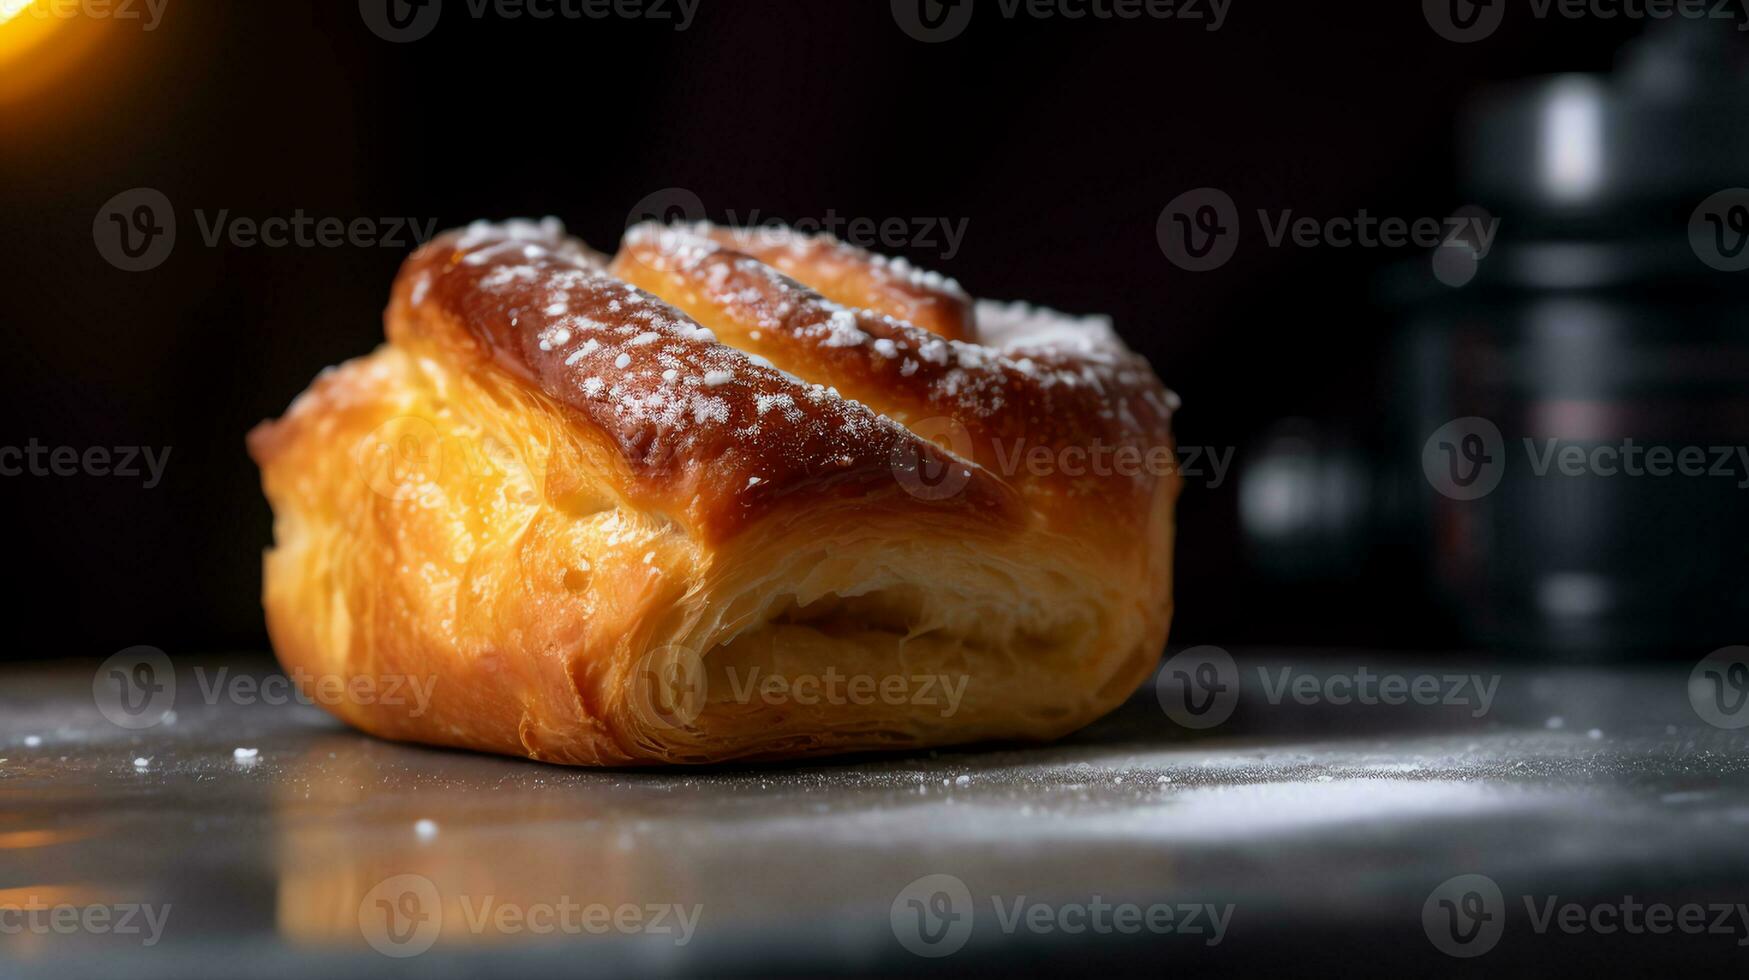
left=248, top=218, right=1181, bottom=764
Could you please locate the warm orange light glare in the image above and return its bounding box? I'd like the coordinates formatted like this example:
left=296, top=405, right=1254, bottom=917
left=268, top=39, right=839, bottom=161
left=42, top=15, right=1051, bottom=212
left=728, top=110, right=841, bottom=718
left=0, top=1, right=34, bottom=28
left=0, top=2, right=69, bottom=66
left=0, top=0, right=109, bottom=104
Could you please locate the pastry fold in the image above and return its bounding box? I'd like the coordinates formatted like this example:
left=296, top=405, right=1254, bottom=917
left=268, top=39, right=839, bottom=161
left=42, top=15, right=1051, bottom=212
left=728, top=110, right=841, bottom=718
left=248, top=218, right=1180, bottom=764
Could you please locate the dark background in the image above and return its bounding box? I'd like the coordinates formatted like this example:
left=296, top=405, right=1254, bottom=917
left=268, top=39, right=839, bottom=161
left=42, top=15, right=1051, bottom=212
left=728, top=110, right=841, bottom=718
left=0, top=2, right=1680, bottom=661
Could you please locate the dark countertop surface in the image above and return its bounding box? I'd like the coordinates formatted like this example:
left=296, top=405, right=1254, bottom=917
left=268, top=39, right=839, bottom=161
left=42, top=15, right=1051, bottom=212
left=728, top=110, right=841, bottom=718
left=3, top=650, right=1748, bottom=977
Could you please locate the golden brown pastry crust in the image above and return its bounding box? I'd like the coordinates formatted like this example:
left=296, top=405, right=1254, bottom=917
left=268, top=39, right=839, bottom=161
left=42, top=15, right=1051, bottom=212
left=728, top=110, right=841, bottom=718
left=248, top=218, right=1180, bottom=765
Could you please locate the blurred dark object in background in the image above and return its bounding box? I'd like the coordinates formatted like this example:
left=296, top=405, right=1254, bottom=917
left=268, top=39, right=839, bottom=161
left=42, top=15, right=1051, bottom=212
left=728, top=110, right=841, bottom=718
left=1242, top=21, right=1749, bottom=660
left=0, top=4, right=1727, bottom=662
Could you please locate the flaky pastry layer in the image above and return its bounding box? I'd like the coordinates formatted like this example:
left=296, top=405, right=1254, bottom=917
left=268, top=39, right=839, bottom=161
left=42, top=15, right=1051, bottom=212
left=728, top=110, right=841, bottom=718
left=248, top=218, right=1179, bottom=764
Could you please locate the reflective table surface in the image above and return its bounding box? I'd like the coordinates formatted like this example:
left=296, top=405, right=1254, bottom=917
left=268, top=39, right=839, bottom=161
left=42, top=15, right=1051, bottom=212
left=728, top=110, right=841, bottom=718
left=3, top=651, right=1747, bottom=977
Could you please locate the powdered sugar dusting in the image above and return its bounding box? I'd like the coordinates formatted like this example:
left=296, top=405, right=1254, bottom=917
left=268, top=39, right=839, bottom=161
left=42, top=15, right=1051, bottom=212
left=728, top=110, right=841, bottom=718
left=429, top=221, right=929, bottom=508
left=620, top=223, right=1178, bottom=444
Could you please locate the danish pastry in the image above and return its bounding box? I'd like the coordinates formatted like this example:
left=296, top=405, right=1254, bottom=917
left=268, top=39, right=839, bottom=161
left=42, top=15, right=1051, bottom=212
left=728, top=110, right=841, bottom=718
left=247, top=217, right=1180, bottom=764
